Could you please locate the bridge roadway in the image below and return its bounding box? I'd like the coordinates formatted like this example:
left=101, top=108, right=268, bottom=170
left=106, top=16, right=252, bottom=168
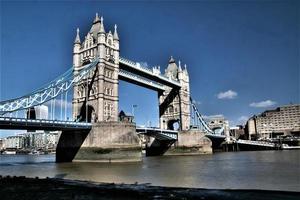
left=119, top=57, right=181, bottom=89
left=0, top=117, right=178, bottom=140
left=0, top=117, right=91, bottom=131
left=236, top=139, right=276, bottom=148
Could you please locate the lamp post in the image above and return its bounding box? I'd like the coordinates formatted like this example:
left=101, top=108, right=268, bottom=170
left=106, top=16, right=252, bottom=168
left=132, top=104, right=137, bottom=121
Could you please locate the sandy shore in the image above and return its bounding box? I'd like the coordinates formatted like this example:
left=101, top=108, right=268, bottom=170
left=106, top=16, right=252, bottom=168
left=0, top=176, right=299, bottom=200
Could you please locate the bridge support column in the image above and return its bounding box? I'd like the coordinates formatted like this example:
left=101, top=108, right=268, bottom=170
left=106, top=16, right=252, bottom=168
left=164, top=130, right=212, bottom=155
left=70, top=121, right=141, bottom=162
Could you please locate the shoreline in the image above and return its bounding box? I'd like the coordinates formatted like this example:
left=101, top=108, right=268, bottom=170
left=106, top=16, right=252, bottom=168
left=0, top=176, right=299, bottom=200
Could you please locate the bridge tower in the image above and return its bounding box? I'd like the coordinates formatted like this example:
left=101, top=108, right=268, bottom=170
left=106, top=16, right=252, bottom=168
left=159, top=57, right=190, bottom=131
left=72, top=14, right=119, bottom=122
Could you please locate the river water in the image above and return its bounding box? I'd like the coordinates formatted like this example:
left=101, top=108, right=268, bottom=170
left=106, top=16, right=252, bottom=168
left=0, top=150, right=299, bottom=191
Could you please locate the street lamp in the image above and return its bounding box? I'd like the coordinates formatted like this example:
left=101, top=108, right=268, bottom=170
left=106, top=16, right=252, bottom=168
left=132, top=104, right=137, bottom=121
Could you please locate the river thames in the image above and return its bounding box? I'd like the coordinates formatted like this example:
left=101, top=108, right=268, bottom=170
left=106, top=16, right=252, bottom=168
left=0, top=150, right=299, bottom=192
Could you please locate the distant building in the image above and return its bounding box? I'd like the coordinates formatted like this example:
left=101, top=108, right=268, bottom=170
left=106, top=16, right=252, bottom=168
left=0, top=139, right=4, bottom=150
left=230, top=125, right=246, bottom=139
left=26, top=105, right=48, bottom=120
left=246, top=104, right=300, bottom=139
left=26, top=131, right=60, bottom=149
left=4, top=135, right=25, bottom=149
left=35, top=105, right=49, bottom=119
left=2, top=131, right=60, bottom=150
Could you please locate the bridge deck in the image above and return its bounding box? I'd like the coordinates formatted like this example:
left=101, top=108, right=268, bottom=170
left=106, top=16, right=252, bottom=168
left=0, top=117, right=92, bottom=131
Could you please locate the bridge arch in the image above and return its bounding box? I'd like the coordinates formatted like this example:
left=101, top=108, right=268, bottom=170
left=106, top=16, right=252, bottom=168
left=78, top=104, right=96, bottom=122
left=167, top=119, right=180, bottom=130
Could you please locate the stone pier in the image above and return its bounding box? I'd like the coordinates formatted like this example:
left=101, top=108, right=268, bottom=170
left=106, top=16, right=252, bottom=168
left=56, top=121, right=142, bottom=163
left=165, top=130, right=212, bottom=155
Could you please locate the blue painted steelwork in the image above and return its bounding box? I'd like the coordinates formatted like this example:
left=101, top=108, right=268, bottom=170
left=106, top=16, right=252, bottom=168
left=119, top=57, right=181, bottom=88
left=0, top=117, right=92, bottom=131
left=119, top=69, right=165, bottom=91
left=0, top=59, right=99, bottom=115
left=190, top=97, right=215, bottom=134
left=136, top=126, right=178, bottom=140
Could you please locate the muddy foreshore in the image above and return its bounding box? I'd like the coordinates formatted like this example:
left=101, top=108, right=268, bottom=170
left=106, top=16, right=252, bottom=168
left=0, top=176, right=299, bottom=200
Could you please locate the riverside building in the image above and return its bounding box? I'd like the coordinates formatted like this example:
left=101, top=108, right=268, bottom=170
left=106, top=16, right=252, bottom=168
left=246, top=104, right=300, bottom=139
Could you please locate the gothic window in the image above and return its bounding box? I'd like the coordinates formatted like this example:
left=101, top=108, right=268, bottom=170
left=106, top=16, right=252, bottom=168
left=108, top=39, right=112, bottom=46
left=169, top=105, right=174, bottom=113
left=110, top=49, right=114, bottom=55
left=104, top=102, right=108, bottom=116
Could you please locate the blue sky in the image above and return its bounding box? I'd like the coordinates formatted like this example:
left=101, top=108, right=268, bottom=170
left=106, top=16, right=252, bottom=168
left=0, top=0, right=299, bottom=137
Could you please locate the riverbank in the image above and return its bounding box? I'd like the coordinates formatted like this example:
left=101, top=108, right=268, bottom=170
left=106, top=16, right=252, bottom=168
left=0, top=176, right=299, bottom=200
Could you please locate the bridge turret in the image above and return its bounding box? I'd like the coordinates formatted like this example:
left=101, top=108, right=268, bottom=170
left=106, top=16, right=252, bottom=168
left=159, top=57, right=190, bottom=131
left=73, top=28, right=81, bottom=70
left=113, top=24, right=120, bottom=65
left=165, top=56, right=178, bottom=80
left=178, top=63, right=190, bottom=130
left=97, top=16, right=106, bottom=59
left=73, top=14, right=120, bottom=122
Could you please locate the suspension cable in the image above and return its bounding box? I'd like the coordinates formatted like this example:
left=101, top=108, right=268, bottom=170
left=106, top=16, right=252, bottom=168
left=65, top=90, right=68, bottom=121
left=85, top=75, right=88, bottom=123
left=60, top=93, right=63, bottom=120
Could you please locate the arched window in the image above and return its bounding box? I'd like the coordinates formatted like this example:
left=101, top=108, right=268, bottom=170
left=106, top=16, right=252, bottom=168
left=169, top=105, right=174, bottom=113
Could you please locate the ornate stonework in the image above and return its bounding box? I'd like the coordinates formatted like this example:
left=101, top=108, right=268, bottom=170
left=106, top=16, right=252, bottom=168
left=72, top=14, right=119, bottom=122
left=159, top=57, right=190, bottom=131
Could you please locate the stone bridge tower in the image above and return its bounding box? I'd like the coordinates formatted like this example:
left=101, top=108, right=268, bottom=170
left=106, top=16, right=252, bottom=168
left=72, top=14, right=119, bottom=122
left=159, top=57, right=190, bottom=131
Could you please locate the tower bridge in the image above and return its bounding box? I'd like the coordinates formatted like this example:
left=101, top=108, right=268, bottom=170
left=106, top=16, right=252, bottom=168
left=0, top=14, right=226, bottom=162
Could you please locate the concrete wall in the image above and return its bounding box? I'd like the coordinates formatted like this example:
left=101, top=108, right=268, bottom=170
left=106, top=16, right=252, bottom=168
left=165, top=130, right=212, bottom=155
left=73, top=121, right=142, bottom=162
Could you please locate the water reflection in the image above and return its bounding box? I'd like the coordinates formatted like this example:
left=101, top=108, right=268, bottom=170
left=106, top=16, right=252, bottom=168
left=0, top=151, right=299, bottom=191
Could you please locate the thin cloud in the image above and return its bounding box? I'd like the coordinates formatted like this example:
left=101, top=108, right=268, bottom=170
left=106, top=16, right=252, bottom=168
left=217, top=90, right=237, bottom=99
left=237, top=116, right=248, bottom=124
left=202, top=114, right=224, bottom=119
left=249, top=100, right=276, bottom=108
left=192, top=100, right=201, bottom=105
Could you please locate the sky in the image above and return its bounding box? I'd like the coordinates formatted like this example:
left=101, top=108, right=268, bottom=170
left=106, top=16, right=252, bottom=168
left=0, top=0, right=299, bottom=137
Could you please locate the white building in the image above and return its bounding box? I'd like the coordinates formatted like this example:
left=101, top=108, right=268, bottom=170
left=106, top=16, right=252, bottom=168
left=4, top=135, right=25, bottom=149
left=34, top=105, right=48, bottom=119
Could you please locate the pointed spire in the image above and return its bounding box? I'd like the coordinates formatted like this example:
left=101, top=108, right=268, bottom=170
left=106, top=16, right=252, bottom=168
left=169, top=56, right=175, bottom=64
left=178, top=60, right=182, bottom=71
left=74, top=28, right=81, bottom=44
left=113, top=24, right=119, bottom=40
left=184, top=64, right=187, bottom=71
left=100, top=16, right=105, bottom=33
left=93, top=13, right=100, bottom=24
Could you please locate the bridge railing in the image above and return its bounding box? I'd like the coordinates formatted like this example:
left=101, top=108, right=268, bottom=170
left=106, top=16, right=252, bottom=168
left=0, top=117, right=91, bottom=126
left=119, top=69, right=165, bottom=91
left=119, top=57, right=181, bottom=87
left=237, top=139, right=275, bottom=147
left=136, top=126, right=178, bottom=140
